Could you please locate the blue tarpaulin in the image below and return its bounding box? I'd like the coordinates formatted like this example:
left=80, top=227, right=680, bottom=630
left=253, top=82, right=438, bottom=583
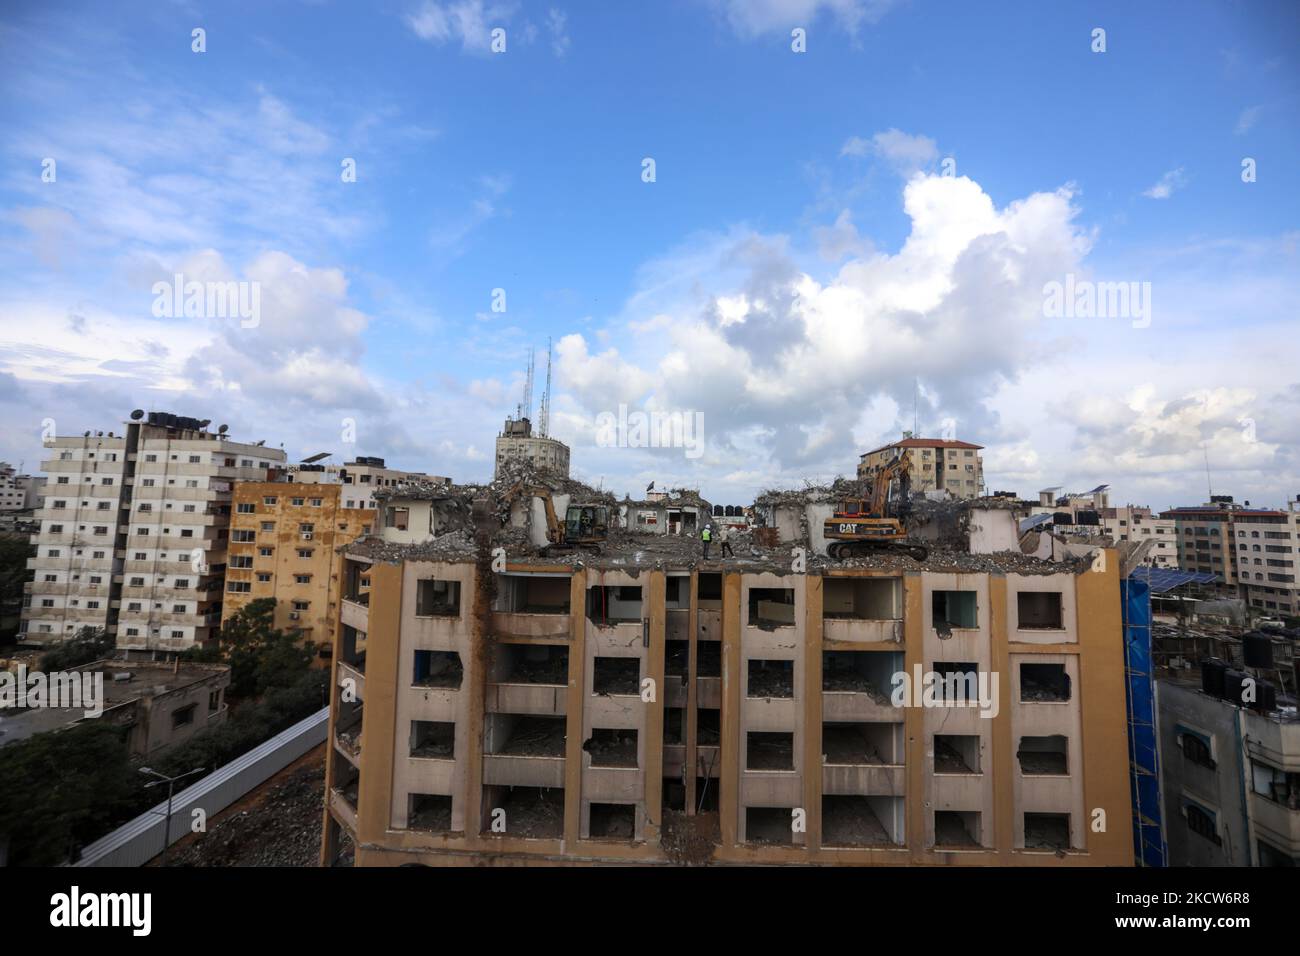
left=1122, top=577, right=1167, bottom=866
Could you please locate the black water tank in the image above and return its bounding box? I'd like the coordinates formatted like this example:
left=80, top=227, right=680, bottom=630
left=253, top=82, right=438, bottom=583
left=1201, top=659, right=1227, bottom=698
left=1243, top=632, right=1274, bottom=668
left=1223, top=669, right=1250, bottom=705
left=1254, top=681, right=1277, bottom=714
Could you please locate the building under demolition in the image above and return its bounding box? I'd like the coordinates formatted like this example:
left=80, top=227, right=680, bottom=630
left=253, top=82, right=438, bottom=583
left=321, top=468, right=1133, bottom=866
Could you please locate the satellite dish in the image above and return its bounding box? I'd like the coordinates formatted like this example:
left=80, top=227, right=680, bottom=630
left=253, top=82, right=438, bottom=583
left=218, top=424, right=229, bottom=435
left=130, top=409, right=144, bottom=420
left=83, top=431, right=90, bottom=437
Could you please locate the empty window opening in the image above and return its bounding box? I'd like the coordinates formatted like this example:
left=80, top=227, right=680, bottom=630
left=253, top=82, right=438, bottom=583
left=696, top=641, right=721, bottom=678
left=697, top=572, right=722, bottom=604
left=1024, top=812, right=1071, bottom=851
left=1020, top=663, right=1071, bottom=702
left=821, top=650, right=897, bottom=704
left=589, top=802, right=636, bottom=840
left=695, top=775, right=720, bottom=814
left=822, top=796, right=903, bottom=847
left=1018, top=735, right=1068, bottom=775
left=823, top=577, right=901, bottom=620
left=931, top=662, right=980, bottom=705
left=586, top=585, right=643, bottom=625
left=584, top=728, right=638, bottom=768
left=932, top=590, right=978, bottom=631
left=481, top=786, right=564, bottom=839
left=1017, top=591, right=1063, bottom=629
left=410, top=720, right=455, bottom=759
left=823, top=722, right=899, bottom=765
left=594, top=656, right=640, bottom=695
left=698, top=708, right=720, bottom=746
left=665, top=640, right=689, bottom=678
left=485, top=714, right=566, bottom=758
left=662, top=778, right=686, bottom=813
left=664, top=707, right=684, bottom=745
left=493, top=643, right=568, bottom=685
left=416, top=579, right=461, bottom=616
left=494, top=575, right=571, bottom=614
left=747, top=731, right=794, bottom=771
left=745, top=806, right=794, bottom=845
left=748, top=659, right=794, bottom=698
left=665, top=575, right=688, bottom=609
left=934, top=734, right=981, bottom=774
left=934, top=810, right=981, bottom=848
left=748, top=587, right=795, bottom=629
left=413, top=650, right=463, bottom=689
left=408, top=793, right=452, bottom=832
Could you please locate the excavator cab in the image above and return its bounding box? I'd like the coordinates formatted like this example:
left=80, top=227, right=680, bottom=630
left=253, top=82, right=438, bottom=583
left=564, top=504, right=609, bottom=546
left=822, top=452, right=927, bottom=561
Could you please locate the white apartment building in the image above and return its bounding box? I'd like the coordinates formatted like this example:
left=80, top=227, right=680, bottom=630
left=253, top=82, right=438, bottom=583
left=21, top=412, right=286, bottom=651
left=285, top=455, right=444, bottom=510
left=0, top=462, right=44, bottom=512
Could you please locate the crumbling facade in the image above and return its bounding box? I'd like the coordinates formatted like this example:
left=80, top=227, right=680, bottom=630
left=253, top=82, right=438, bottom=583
left=859, top=438, right=985, bottom=500
left=494, top=417, right=570, bottom=480
left=320, top=472, right=1133, bottom=866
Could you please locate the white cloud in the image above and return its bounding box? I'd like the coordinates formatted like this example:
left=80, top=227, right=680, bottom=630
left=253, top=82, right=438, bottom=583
left=841, top=128, right=938, bottom=174
left=406, top=1, right=512, bottom=53
left=710, top=0, right=901, bottom=38
left=547, top=8, right=571, bottom=57
left=1143, top=167, right=1189, bottom=200
left=1235, top=105, right=1262, bottom=135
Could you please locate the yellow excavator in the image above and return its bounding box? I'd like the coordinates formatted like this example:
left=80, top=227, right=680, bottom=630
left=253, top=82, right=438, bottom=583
left=823, top=450, right=928, bottom=561
left=500, top=481, right=609, bottom=553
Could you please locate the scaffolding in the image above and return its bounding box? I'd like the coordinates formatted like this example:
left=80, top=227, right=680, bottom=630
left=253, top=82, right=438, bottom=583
left=1122, top=577, right=1167, bottom=866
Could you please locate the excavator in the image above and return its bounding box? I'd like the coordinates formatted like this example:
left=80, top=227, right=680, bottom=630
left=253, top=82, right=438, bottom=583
left=823, top=450, right=928, bottom=561
left=499, top=480, right=609, bottom=553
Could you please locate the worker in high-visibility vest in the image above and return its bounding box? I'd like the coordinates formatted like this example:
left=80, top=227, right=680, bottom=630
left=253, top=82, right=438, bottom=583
left=700, top=524, right=712, bottom=560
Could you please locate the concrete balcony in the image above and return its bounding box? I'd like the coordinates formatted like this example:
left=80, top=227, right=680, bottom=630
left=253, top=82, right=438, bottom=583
left=586, top=620, right=643, bottom=651
left=329, top=787, right=358, bottom=833
left=341, top=597, right=369, bottom=632
left=490, top=611, right=571, bottom=641
left=697, top=676, right=722, bottom=710
left=740, top=771, right=801, bottom=806
left=485, top=682, right=565, bottom=717
left=663, top=675, right=687, bottom=708
left=409, top=686, right=459, bottom=722
left=698, top=608, right=721, bottom=641
left=666, top=608, right=689, bottom=641
left=334, top=735, right=361, bottom=770
left=823, top=690, right=903, bottom=723
left=823, top=618, right=903, bottom=646
left=588, top=694, right=641, bottom=729
left=929, top=771, right=986, bottom=812
left=482, top=754, right=566, bottom=789
left=743, top=695, right=798, bottom=731
left=1252, top=795, right=1300, bottom=853
left=405, top=756, right=455, bottom=793
left=583, top=766, right=643, bottom=803
left=663, top=744, right=686, bottom=778
left=823, top=762, right=905, bottom=797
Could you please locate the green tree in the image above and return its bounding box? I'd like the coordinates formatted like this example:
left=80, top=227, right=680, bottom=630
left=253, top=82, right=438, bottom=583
left=39, top=625, right=113, bottom=671
left=0, top=722, right=135, bottom=866
left=199, top=598, right=312, bottom=699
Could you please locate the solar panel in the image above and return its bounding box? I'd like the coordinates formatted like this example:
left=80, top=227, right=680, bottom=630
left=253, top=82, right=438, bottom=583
left=1128, top=566, right=1219, bottom=593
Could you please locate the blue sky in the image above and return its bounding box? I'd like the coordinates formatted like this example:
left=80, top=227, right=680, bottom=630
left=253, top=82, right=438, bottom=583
left=1, top=0, right=1297, bottom=508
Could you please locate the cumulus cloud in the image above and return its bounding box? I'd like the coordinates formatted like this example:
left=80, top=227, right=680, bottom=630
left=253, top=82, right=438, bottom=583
left=554, top=173, right=1091, bottom=490
left=1235, top=105, right=1262, bottom=135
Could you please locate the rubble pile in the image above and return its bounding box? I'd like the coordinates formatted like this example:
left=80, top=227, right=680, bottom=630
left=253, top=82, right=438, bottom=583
left=163, top=749, right=339, bottom=867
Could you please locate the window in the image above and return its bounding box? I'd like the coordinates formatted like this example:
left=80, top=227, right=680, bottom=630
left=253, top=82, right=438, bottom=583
left=172, top=704, right=197, bottom=728
left=297, top=549, right=313, bottom=559
left=294, top=574, right=311, bottom=584
left=309, top=498, right=323, bottom=507
left=237, top=503, right=255, bottom=514
left=175, top=579, right=190, bottom=589
left=232, top=530, right=255, bottom=542
left=257, top=573, right=272, bottom=583
left=1184, top=802, right=1221, bottom=845
left=261, top=521, right=275, bottom=532
left=263, top=496, right=278, bottom=505
left=172, top=604, right=186, bottom=613
left=259, top=547, right=274, bottom=557
left=188, top=455, right=201, bottom=464
left=291, top=497, right=305, bottom=506
left=228, top=581, right=251, bottom=593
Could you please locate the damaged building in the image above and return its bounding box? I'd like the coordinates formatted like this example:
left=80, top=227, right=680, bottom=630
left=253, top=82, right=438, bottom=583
left=320, top=469, right=1133, bottom=866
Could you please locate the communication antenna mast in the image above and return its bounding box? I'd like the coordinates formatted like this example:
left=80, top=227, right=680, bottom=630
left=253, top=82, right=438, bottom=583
left=538, top=337, right=553, bottom=438
left=516, top=347, right=535, bottom=422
